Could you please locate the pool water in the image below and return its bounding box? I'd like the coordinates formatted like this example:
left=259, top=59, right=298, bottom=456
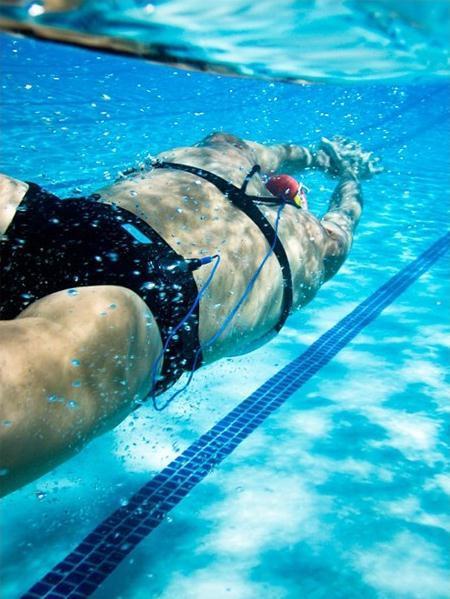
left=1, top=34, right=449, bottom=599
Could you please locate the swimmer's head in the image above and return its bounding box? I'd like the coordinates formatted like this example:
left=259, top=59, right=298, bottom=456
left=265, top=174, right=308, bottom=209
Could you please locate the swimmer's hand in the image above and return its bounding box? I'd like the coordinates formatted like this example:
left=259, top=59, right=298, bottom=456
left=318, top=136, right=383, bottom=180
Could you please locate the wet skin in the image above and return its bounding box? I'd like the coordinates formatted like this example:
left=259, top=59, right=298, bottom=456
left=0, top=132, right=368, bottom=496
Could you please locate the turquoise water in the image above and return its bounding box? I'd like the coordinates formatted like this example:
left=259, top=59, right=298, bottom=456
left=1, top=34, right=450, bottom=598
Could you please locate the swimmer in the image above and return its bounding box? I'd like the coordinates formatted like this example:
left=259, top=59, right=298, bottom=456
left=0, top=133, right=382, bottom=496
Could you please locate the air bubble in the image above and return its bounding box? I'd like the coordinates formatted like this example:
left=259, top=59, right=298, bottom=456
left=47, top=394, right=61, bottom=403
left=28, top=4, right=44, bottom=16
left=67, top=288, right=79, bottom=296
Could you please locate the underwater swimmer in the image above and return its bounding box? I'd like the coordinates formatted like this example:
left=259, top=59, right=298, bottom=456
left=0, top=133, right=382, bottom=496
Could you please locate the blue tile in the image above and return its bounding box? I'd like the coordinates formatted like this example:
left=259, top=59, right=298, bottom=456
left=162, top=481, right=178, bottom=491
left=73, top=581, right=97, bottom=595
left=53, top=561, right=75, bottom=574
left=93, top=523, right=113, bottom=536
left=60, top=557, right=81, bottom=569
left=140, top=479, right=164, bottom=493
left=26, top=582, right=52, bottom=595
left=152, top=472, right=170, bottom=484
left=106, top=513, right=124, bottom=526
left=65, top=571, right=85, bottom=585
left=85, top=571, right=106, bottom=585
left=83, top=552, right=104, bottom=566
left=125, top=532, right=144, bottom=546
left=182, top=448, right=197, bottom=457
left=76, top=562, right=95, bottom=575
left=83, top=532, right=103, bottom=545
left=96, top=560, right=116, bottom=574
left=131, top=488, right=153, bottom=502
left=113, top=524, right=133, bottom=537
left=146, top=490, right=167, bottom=502
left=120, top=515, right=141, bottom=529
left=42, top=572, right=64, bottom=585
left=76, top=541, right=94, bottom=554
left=52, top=582, right=77, bottom=595
left=171, top=490, right=186, bottom=502
left=108, top=550, right=129, bottom=563
left=162, top=495, right=180, bottom=508
left=133, top=524, right=154, bottom=536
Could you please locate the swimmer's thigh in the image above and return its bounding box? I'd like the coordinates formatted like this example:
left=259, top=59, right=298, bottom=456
left=0, top=285, right=162, bottom=495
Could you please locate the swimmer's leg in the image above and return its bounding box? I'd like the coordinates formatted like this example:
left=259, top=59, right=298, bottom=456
left=0, top=286, right=162, bottom=497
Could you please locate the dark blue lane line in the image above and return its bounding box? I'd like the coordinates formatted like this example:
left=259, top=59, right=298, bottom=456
left=22, top=232, right=449, bottom=599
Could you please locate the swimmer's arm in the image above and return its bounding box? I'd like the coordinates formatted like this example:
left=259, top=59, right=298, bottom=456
left=0, top=286, right=161, bottom=497
left=244, top=141, right=332, bottom=175
left=320, top=174, right=363, bottom=280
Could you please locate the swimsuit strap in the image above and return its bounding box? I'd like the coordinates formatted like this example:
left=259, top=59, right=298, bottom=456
left=153, top=160, right=293, bottom=332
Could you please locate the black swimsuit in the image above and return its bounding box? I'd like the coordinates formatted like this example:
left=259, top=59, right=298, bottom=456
left=0, top=164, right=294, bottom=389
left=0, top=183, right=201, bottom=390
